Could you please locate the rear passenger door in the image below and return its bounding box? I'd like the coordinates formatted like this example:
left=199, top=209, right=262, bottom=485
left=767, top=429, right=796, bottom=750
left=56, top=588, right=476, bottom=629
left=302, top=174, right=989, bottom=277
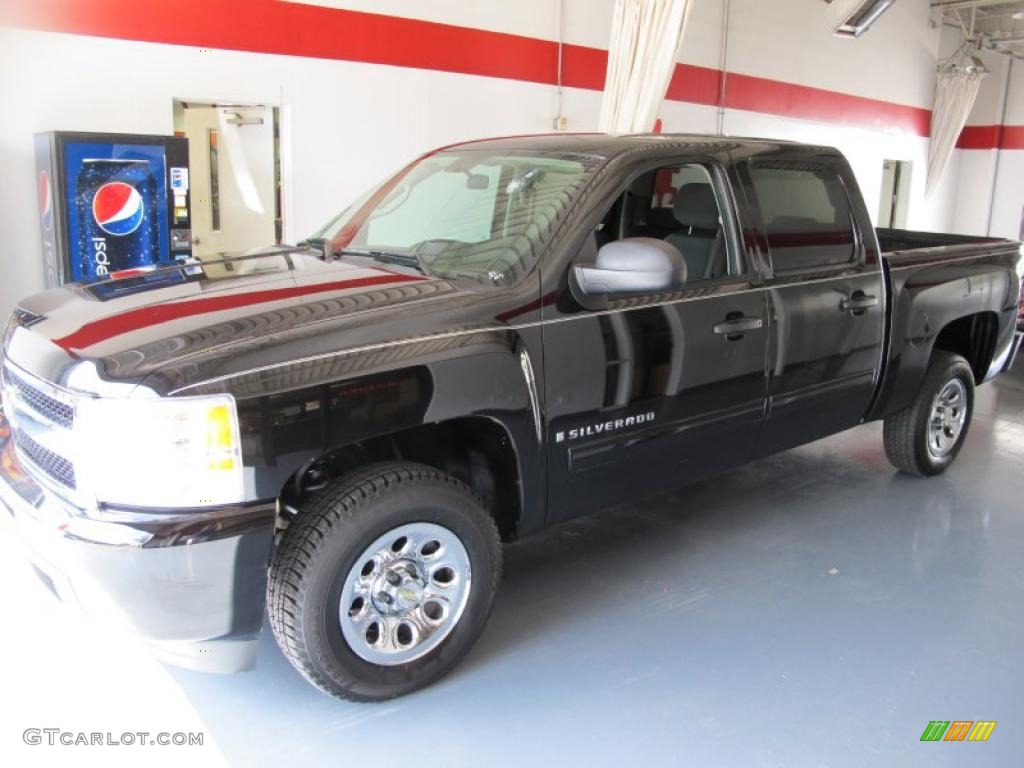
left=740, top=155, right=885, bottom=454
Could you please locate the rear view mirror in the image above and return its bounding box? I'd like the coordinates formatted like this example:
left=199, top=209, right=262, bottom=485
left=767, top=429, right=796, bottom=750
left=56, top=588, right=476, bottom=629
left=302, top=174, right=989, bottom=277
left=465, top=173, right=490, bottom=190
left=571, top=237, right=687, bottom=309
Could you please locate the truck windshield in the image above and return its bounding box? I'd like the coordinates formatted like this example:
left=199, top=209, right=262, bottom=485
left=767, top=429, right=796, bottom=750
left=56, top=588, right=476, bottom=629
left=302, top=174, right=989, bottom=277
left=310, top=149, right=601, bottom=286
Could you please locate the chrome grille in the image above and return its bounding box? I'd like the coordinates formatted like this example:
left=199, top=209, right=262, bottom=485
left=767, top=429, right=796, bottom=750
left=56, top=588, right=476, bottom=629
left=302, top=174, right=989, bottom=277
left=14, top=429, right=77, bottom=489
left=2, top=360, right=80, bottom=500
left=5, top=367, right=74, bottom=428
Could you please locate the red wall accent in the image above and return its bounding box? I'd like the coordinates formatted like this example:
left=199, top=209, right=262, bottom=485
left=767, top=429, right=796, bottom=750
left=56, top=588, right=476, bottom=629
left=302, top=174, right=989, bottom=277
left=957, top=124, right=1024, bottom=150
left=1, top=0, right=561, bottom=85
left=0, top=0, right=1017, bottom=148
left=723, top=72, right=932, bottom=136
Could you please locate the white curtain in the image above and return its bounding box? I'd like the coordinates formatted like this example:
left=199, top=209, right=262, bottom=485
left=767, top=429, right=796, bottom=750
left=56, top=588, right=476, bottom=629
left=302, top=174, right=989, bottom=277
left=598, top=0, right=693, bottom=134
left=927, top=68, right=985, bottom=197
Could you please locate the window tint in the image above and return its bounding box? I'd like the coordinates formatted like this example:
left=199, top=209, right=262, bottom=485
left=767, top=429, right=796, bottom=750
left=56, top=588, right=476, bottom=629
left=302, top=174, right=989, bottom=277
left=597, top=163, right=733, bottom=282
left=748, top=160, right=856, bottom=271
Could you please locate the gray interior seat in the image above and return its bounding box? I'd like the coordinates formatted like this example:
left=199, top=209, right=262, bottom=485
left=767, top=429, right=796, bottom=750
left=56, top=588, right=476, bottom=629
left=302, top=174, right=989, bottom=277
left=665, top=183, right=724, bottom=280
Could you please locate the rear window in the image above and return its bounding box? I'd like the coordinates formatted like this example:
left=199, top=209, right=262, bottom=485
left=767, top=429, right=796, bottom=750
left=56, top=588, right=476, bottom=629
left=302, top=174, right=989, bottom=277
left=748, top=160, right=856, bottom=271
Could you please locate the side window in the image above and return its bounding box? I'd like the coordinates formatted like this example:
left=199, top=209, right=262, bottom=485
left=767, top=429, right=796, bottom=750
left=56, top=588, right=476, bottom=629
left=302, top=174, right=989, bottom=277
left=747, top=160, right=856, bottom=271
left=597, top=163, right=733, bottom=283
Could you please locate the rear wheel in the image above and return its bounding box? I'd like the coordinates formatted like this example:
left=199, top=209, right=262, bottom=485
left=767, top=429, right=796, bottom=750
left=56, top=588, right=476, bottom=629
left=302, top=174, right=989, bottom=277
left=268, top=462, right=501, bottom=701
left=883, top=351, right=974, bottom=476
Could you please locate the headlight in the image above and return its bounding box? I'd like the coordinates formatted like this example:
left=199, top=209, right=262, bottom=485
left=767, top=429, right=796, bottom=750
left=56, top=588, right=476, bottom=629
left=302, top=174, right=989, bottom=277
left=75, top=394, right=243, bottom=508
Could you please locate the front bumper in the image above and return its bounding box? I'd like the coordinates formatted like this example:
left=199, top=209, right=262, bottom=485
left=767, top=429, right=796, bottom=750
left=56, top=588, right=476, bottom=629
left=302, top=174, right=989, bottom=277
left=0, top=407, right=275, bottom=673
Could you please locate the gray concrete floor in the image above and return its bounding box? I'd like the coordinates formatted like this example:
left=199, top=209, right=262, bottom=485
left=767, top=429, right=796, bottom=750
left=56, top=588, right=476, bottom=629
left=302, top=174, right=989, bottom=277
left=3, top=361, right=1024, bottom=767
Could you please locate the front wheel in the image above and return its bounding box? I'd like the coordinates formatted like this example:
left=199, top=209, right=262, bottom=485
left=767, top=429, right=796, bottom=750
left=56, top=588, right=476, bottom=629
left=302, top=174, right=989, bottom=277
left=267, top=462, right=502, bottom=701
left=883, top=351, right=975, bottom=476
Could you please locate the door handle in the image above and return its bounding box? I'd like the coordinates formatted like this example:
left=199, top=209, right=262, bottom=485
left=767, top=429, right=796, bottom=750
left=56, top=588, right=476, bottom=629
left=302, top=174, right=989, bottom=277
left=713, top=315, right=763, bottom=339
left=840, top=293, right=878, bottom=313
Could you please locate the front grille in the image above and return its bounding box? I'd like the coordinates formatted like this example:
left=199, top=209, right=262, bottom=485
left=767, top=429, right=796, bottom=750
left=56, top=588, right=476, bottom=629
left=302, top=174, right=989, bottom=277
left=2, top=360, right=81, bottom=500
left=14, top=430, right=76, bottom=489
left=5, top=367, right=74, bottom=428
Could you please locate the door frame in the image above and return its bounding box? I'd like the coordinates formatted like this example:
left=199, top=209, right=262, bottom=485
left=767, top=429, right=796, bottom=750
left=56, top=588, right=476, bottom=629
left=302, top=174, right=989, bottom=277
left=538, top=150, right=772, bottom=522
left=547, top=153, right=760, bottom=292
left=731, top=151, right=888, bottom=453
left=172, top=98, right=289, bottom=248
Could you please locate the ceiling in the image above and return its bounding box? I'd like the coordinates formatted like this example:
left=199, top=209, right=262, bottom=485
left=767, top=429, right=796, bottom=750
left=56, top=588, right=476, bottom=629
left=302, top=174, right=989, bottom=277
left=931, top=0, right=1024, bottom=57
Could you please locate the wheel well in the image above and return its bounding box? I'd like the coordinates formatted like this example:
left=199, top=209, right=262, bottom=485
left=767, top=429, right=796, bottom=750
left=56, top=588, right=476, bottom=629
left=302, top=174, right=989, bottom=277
left=281, top=417, right=523, bottom=541
left=932, top=311, right=999, bottom=382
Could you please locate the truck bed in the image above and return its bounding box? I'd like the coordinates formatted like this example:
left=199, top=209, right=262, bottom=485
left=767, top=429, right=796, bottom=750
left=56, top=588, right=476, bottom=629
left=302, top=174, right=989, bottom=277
left=877, top=228, right=1021, bottom=269
left=876, top=228, right=1011, bottom=259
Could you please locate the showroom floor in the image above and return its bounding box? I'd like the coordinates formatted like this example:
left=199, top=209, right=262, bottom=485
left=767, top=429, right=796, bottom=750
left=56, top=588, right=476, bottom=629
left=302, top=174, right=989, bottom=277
left=3, top=360, right=1023, bottom=768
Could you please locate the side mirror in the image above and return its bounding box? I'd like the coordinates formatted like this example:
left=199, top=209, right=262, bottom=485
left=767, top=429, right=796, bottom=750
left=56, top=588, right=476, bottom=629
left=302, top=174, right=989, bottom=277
left=571, top=237, right=687, bottom=309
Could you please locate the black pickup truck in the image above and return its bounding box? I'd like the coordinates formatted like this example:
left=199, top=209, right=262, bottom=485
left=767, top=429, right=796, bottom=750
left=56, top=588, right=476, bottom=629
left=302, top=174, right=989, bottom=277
left=1, top=134, right=1021, bottom=701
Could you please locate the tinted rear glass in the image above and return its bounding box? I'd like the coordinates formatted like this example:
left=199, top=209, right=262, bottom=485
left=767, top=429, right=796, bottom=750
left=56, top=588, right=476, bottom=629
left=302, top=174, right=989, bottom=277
left=748, top=160, right=856, bottom=271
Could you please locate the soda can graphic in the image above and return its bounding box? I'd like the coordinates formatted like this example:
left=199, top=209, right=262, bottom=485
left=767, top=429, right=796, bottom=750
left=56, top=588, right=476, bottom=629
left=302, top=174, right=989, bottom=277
left=74, top=159, right=159, bottom=280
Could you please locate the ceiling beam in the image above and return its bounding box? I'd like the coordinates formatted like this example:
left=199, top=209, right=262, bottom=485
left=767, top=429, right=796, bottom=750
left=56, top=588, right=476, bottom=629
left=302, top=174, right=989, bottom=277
left=931, top=0, right=1022, bottom=10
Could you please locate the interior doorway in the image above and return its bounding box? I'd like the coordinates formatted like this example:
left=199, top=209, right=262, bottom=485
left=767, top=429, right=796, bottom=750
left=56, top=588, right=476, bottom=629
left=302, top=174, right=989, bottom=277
left=878, top=159, right=912, bottom=229
left=173, top=100, right=282, bottom=260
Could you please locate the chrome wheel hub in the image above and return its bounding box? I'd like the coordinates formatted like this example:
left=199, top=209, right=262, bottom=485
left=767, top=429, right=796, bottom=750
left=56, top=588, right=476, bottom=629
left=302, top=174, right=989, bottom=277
left=927, top=378, right=967, bottom=458
left=371, top=560, right=426, bottom=613
left=340, top=522, right=471, bottom=665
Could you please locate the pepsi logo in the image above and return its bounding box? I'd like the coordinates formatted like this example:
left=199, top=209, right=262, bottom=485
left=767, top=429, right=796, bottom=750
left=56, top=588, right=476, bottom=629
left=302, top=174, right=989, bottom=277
left=92, top=181, right=144, bottom=236
left=38, top=171, right=53, bottom=231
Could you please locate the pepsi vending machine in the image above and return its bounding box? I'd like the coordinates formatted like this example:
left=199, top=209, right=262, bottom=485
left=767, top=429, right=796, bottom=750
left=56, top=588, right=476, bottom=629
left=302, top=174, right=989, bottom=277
left=34, top=131, right=192, bottom=286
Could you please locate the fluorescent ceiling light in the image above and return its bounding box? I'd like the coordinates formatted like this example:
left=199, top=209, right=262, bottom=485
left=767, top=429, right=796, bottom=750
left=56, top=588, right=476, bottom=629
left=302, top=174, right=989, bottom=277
left=832, top=0, right=897, bottom=38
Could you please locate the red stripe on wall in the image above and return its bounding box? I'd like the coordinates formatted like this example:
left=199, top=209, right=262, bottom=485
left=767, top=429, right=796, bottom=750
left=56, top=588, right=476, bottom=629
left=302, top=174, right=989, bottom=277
left=0, top=0, right=562, bottom=85
left=958, top=124, right=1024, bottom=150
left=560, top=42, right=608, bottom=92
left=1003, top=126, right=1024, bottom=149
left=0, top=0, right=1017, bottom=148
left=665, top=64, right=723, bottom=107
left=723, top=72, right=932, bottom=136
left=957, top=125, right=1000, bottom=149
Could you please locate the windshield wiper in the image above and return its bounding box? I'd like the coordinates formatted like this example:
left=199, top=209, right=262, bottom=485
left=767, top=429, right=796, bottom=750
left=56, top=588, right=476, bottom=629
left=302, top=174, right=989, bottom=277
left=335, top=248, right=425, bottom=273
left=294, top=240, right=427, bottom=273
left=294, top=237, right=333, bottom=260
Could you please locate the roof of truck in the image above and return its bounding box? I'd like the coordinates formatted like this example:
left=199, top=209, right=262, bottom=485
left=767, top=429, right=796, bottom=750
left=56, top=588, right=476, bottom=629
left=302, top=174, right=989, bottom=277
left=445, top=132, right=831, bottom=159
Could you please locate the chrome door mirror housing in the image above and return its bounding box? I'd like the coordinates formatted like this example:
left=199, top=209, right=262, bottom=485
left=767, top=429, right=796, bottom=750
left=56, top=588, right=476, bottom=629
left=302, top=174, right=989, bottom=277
left=570, top=237, right=687, bottom=310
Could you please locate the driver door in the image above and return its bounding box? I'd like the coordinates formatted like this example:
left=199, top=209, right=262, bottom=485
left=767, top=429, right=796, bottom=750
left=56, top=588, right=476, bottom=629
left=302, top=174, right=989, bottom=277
left=541, top=159, right=770, bottom=522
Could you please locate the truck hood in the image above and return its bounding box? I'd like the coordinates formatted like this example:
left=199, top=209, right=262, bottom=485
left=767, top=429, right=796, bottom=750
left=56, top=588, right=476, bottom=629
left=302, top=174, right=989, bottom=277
left=4, top=251, right=521, bottom=397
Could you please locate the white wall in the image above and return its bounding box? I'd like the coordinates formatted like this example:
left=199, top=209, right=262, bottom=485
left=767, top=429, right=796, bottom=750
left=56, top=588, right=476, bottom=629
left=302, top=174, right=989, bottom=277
left=723, top=0, right=940, bottom=108
left=0, top=0, right=1003, bottom=319
left=951, top=50, right=1023, bottom=239
left=990, top=59, right=1024, bottom=240
left=985, top=56, right=1023, bottom=239
left=0, top=28, right=565, bottom=316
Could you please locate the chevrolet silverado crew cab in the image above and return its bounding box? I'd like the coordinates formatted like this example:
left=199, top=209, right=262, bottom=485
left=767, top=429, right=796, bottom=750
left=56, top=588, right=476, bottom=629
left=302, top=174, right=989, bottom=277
left=2, top=135, right=1021, bottom=701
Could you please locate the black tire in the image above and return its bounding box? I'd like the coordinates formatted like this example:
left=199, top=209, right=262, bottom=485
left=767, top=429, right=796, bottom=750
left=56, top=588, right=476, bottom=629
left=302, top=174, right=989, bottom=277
left=267, top=462, right=501, bottom=701
left=883, top=351, right=975, bottom=477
